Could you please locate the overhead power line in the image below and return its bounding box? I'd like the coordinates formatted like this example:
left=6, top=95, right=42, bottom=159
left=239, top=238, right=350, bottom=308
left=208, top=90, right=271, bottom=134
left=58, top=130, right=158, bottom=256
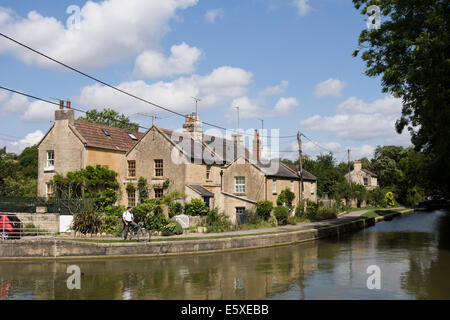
left=0, top=32, right=297, bottom=139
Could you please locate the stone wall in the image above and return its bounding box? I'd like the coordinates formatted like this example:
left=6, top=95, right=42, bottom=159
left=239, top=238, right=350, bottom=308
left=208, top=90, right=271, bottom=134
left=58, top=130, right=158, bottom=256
left=10, top=213, right=60, bottom=234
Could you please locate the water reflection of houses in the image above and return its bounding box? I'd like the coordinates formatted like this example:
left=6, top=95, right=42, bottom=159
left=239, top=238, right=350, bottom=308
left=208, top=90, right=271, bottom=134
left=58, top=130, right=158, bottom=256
left=0, top=242, right=319, bottom=300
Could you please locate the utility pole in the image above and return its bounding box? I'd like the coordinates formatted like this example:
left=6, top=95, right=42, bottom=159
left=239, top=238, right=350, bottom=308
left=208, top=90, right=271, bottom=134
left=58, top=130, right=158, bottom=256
left=258, top=118, right=264, bottom=131
left=297, top=131, right=304, bottom=204
left=347, top=148, right=351, bottom=207
left=347, top=149, right=351, bottom=185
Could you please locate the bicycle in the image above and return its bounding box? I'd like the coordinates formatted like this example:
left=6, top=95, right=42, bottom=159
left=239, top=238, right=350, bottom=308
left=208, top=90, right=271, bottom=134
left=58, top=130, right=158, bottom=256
left=124, top=222, right=151, bottom=242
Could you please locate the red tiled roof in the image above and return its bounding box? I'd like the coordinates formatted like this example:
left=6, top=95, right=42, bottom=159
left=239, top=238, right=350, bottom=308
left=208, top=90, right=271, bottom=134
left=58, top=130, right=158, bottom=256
left=74, top=120, right=144, bottom=152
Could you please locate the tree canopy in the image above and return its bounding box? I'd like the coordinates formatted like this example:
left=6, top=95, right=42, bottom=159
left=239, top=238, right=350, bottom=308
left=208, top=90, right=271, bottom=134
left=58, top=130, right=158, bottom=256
left=353, top=0, right=450, bottom=194
left=78, top=108, right=140, bottom=132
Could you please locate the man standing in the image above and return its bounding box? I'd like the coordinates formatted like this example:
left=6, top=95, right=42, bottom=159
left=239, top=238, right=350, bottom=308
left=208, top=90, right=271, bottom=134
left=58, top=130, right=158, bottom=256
left=122, top=207, right=138, bottom=240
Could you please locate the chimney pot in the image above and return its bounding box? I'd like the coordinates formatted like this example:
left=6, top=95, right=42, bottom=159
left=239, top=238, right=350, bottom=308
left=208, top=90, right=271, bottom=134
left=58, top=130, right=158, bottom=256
left=66, top=101, right=71, bottom=109
left=59, top=100, right=64, bottom=110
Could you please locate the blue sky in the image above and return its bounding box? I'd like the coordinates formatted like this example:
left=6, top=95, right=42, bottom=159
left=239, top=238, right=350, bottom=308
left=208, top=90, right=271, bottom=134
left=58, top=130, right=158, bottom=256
left=0, top=0, right=411, bottom=161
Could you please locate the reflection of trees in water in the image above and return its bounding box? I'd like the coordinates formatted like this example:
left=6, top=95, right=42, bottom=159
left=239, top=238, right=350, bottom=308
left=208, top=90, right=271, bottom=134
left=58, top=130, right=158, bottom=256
left=401, top=210, right=450, bottom=299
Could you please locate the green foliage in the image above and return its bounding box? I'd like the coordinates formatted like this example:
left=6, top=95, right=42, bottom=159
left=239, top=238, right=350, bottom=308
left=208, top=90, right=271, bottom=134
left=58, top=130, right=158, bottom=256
left=385, top=192, right=396, bottom=207
left=17, top=145, right=38, bottom=179
left=0, top=145, right=38, bottom=197
left=161, top=220, right=183, bottom=236
left=103, top=205, right=125, bottom=234
left=273, top=206, right=289, bottom=226
left=277, top=189, right=295, bottom=208
left=126, top=182, right=135, bottom=193
left=72, top=210, right=104, bottom=234
left=353, top=0, right=450, bottom=196
left=204, top=208, right=234, bottom=233
left=256, top=200, right=273, bottom=221
left=162, top=191, right=186, bottom=205
left=137, top=177, right=149, bottom=203
left=295, top=201, right=305, bottom=218
left=169, top=202, right=183, bottom=218
left=367, top=187, right=387, bottom=207
left=132, top=198, right=167, bottom=231
left=94, top=188, right=118, bottom=212
left=300, top=153, right=346, bottom=198
left=78, top=108, right=140, bottom=132
left=163, top=179, right=171, bottom=189
left=185, top=198, right=209, bottom=216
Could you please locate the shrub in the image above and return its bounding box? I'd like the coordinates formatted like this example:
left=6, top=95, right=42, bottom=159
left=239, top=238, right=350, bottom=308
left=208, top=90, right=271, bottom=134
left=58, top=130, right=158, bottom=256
left=103, top=205, right=125, bottom=233
left=273, top=206, right=289, bottom=226
left=277, top=189, right=295, bottom=208
left=161, top=220, right=183, bottom=236
left=148, top=206, right=168, bottom=231
left=185, top=198, right=209, bottom=216
left=287, top=217, right=297, bottom=225
left=305, top=200, right=319, bottom=220
left=205, top=208, right=233, bottom=233
left=268, top=216, right=278, bottom=227
left=295, top=201, right=306, bottom=218
left=132, top=199, right=167, bottom=231
left=72, top=210, right=104, bottom=234
left=316, top=207, right=338, bottom=221
left=169, top=202, right=183, bottom=218
left=256, top=201, right=273, bottom=220
left=385, top=191, right=396, bottom=207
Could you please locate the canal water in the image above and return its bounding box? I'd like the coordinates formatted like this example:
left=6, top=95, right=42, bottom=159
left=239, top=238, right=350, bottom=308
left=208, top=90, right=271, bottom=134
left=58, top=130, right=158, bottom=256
left=1, top=209, right=449, bottom=300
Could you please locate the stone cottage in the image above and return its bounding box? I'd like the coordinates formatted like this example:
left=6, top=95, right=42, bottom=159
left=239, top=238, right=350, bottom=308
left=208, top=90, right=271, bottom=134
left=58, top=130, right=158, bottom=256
left=38, top=102, right=317, bottom=224
left=344, top=160, right=378, bottom=190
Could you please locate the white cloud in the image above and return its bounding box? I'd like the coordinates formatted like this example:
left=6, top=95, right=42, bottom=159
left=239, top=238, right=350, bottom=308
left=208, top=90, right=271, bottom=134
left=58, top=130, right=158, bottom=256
left=21, top=100, right=56, bottom=123
left=300, top=96, right=411, bottom=146
left=292, top=0, right=312, bottom=17
left=11, top=130, right=44, bottom=148
left=314, top=78, right=348, bottom=98
left=337, top=95, right=402, bottom=115
left=226, top=96, right=299, bottom=121
left=134, top=42, right=202, bottom=79
left=204, top=8, right=223, bottom=23
left=259, top=80, right=289, bottom=97
left=0, top=0, right=198, bottom=69
left=0, top=92, right=29, bottom=115
left=78, top=66, right=253, bottom=115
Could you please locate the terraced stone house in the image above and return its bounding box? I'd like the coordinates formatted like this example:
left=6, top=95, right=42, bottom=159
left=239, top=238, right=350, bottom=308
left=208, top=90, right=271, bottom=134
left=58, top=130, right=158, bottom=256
left=38, top=102, right=317, bottom=224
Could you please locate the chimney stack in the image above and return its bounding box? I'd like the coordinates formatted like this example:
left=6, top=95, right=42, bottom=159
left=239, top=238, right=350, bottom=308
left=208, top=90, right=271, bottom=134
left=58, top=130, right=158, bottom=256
left=66, top=100, right=71, bottom=109
left=182, top=112, right=202, bottom=141
left=354, top=160, right=362, bottom=172
left=252, top=129, right=261, bottom=161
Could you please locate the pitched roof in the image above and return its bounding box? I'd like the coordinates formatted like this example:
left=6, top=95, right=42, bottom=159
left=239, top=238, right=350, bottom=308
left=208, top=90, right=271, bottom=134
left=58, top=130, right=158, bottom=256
left=74, top=120, right=144, bottom=152
left=362, top=169, right=378, bottom=177
left=283, top=163, right=317, bottom=181
left=187, top=185, right=214, bottom=197
left=159, top=128, right=250, bottom=164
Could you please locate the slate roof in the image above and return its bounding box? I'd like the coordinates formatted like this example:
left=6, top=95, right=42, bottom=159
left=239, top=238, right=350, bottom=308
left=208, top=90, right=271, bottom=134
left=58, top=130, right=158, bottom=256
left=74, top=120, right=144, bottom=152
left=188, top=185, right=215, bottom=197
left=362, top=169, right=378, bottom=177
left=283, top=163, right=317, bottom=181
left=159, top=128, right=249, bottom=164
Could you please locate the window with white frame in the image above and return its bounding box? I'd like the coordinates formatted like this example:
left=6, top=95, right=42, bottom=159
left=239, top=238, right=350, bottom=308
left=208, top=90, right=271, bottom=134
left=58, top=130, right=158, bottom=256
left=46, top=150, right=54, bottom=170
left=272, top=179, right=277, bottom=194
left=235, top=177, right=245, bottom=193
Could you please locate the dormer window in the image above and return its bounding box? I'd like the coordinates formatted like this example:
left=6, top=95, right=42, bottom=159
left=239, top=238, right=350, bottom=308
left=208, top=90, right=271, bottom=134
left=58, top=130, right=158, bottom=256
left=102, top=129, right=110, bottom=136
left=127, top=132, right=138, bottom=141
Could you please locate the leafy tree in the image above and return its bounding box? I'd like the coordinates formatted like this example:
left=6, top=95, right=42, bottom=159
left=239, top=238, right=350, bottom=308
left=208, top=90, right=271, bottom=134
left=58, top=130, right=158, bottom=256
left=277, top=189, right=295, bottom=208
left=185, top=198, right=209, bottom=216
left=78, top=108, right=140, bottom=132
left=256, top=200, right=273, bottom=220
left=353, top=0, right=450, bottom=195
